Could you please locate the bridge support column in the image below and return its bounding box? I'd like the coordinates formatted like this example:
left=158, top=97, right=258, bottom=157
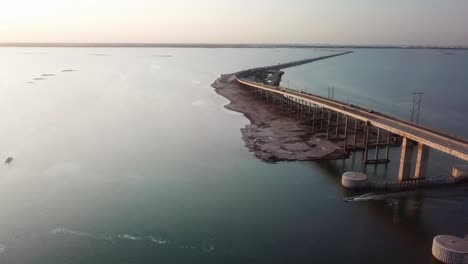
left=385, top=131, right=391, bottom=162
left=312, top=105, right=316, bottom=131
left=335, top=112, right=340, bottom=138
left=320, top=108, right=325, bottom=131
left=299, top=100, right=305, bottom=122
left=343, top=115, right=348, bottom=151
left=398, top=137, right=415, bottom=182
left=353, top=119, right=358, bottom=148
left=297, top=99, right=301, bottom=119
left=375, top=128, right=381, bottom=160
left=414, top=144, right=429, bottom=179
left=283, top=96, right=286, bottom=113
left=362, top=123, right=370, bottom=163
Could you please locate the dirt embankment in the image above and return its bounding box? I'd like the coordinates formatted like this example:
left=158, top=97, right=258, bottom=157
left=212, top=73, right=347, bottom=163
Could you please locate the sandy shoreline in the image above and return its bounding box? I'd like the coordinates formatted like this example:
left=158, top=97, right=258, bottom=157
left=212, top=73, right=347, bottom=163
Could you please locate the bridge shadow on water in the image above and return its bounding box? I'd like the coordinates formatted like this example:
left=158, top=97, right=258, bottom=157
left=303, top=156, right=468, bottom=262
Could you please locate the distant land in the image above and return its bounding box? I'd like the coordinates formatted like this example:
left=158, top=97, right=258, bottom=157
left=0, top=43, right=467, bottom=50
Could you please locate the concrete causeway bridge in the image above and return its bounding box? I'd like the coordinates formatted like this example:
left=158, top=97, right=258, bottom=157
left=233, top=53, right=468, bottom=182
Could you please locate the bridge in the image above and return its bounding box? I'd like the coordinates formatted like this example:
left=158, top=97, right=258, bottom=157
left=236, top=51, right=353, bottom=79
left=236, top=78, right=468, bottom=182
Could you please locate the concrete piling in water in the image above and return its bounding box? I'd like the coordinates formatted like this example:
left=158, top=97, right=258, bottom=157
left=341, top=172, right=368, bottom=189
left=432, top=235, right=468, bottom=264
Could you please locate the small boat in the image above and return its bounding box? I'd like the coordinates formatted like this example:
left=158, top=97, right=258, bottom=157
left=5, top=157, right=13, bottom=164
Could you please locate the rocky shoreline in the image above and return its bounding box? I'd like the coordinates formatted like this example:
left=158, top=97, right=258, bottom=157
left=212, top=73, right=347, bottom=163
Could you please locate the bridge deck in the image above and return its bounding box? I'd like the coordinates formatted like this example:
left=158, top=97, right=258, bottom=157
left=238, top=79, right=468, bottom=161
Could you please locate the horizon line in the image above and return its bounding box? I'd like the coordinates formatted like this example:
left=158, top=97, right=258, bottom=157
left=0, top=42, right=467, bottom=49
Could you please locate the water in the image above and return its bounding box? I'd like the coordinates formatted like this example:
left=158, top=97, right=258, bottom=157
left=0, top=47, right=466, bottom=263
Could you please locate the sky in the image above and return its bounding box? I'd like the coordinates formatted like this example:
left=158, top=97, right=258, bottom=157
left=0, top=0, right=467, bottom=46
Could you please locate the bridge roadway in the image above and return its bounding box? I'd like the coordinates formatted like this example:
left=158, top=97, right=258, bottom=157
left=236, top=51, right=353, bottom=79
left=237, top=79, right=468, bottom=162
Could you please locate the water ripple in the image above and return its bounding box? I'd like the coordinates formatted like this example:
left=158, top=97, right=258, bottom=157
left=49, top=228, right=214, bottom=253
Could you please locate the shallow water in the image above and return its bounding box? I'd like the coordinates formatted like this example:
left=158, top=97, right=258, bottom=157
left=0, top=47, right=466, bottom=263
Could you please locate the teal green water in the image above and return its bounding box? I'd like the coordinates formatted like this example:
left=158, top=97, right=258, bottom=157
left=0, top=48, right=466, bottom=263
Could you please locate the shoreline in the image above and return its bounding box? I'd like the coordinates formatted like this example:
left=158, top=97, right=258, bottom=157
left=212, top=73, right=347, bottom=163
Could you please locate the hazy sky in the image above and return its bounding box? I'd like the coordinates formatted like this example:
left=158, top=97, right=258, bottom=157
left=0, top=0, right=467, bottom=46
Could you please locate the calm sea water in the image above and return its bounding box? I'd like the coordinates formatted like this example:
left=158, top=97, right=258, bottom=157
left=0, top=47, right=466, bottom=263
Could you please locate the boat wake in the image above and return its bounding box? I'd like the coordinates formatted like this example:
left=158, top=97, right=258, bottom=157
left=344, top=190, right=468, bottom=203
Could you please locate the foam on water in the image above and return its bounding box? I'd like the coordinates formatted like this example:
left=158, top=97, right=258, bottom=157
left=50, top=227, right=176, bottom=245
left=148, top=235, right=171, bottom=245
left=49, top=227, right=215, bottom=253
left=102, top=235, right=115, bottom=244
left=51, top=228, right=92, bottom=237
left=117, top=234, right=141, bottom=241
left=201, top=241, right=216, bottom=254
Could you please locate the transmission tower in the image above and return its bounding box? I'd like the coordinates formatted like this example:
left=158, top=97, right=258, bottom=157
left=328, top=86, right=335, bottom=99
left=410, top=92, right=424, bottom=124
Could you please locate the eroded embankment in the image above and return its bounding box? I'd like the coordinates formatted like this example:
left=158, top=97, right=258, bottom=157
left=212, top=73, right=347, bottom=162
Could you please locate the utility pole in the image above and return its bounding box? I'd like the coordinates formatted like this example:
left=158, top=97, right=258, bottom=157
left=328, top=86, right=335, bottom=99
left=410, top=92, right=424, bottom=124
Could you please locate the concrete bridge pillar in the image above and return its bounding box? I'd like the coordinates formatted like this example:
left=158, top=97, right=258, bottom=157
left=415, top=144, right=429, bottom=179
left=398, top=137, right=415, bottom=182
left=362, top=122, right=371, bottom=163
